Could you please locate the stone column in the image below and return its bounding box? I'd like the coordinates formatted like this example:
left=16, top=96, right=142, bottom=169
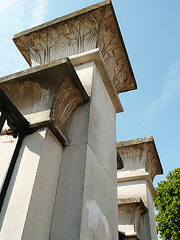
left=0, top=59, right=88, bottom=240
left=0, top=1, right=137, bottom=240
left=117, top=137, right=163, bottom=240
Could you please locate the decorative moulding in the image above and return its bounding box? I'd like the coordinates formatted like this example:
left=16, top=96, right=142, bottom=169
left=13, top=0, right=137, bottom=94
left=0, top=58, right=88, bottom=145
left=117, top=136, right=163, bottom=181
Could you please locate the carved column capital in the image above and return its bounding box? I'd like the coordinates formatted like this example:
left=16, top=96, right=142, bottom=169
left=13, top=1, right=137, bottom=94
left=0, top=58, right=88, bottom=145
left=117, top=136, right=163, bottom=181
left=118, top=197, right=147, bottom=240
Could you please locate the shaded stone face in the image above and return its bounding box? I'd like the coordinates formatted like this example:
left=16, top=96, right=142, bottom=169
left=13, top=0, right=137, bottom=94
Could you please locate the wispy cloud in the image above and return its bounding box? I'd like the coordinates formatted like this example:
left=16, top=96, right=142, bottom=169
left=0, top=0, right=21, bottom=14
left=143, top=55, right=180, bottom=120
left=30, top=0, right=49, bottom=27
left=0, top=0, right=26, bottom=76
left=0, top=0, right=50, bottom=76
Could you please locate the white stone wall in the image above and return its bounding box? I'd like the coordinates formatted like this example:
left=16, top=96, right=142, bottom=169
left=0, top=129, right=63, bottom=240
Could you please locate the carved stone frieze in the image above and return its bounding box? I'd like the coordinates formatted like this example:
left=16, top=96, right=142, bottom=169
left=117, top=136, right=163, bottom=181
left=13, top=1, right=137, bottom=94
left=117, top=145, right=145, bottom=172
left=17, top=10, right=103, bottom=67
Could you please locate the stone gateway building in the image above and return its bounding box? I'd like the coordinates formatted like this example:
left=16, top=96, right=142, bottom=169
left=0, top=1, right=162, bottom=239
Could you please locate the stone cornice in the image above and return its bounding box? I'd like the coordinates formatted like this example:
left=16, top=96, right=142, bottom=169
left=117, top=136, right=154, bottom=148
left=118, top=197, right=147, bottom=211
left=117, top=136, right=163, bottom=181
left=13, top=0, right=137, bottom=94
left=0, top=58, right=88, bottom=145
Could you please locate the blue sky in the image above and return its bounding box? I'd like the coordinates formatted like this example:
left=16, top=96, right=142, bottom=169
left=0, top=0, right=180, bottom=188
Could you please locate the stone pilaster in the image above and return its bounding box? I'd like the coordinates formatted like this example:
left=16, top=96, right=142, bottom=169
left=117, top=136, right=163, bottom=240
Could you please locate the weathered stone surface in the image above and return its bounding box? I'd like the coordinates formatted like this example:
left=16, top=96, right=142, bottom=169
left=0, top=58, right=88, bottom=144
left=13, top=0, right=136, bottom=94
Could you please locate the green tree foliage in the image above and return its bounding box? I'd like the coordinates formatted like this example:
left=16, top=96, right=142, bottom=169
left=154, top=168, right=180, bottom=239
